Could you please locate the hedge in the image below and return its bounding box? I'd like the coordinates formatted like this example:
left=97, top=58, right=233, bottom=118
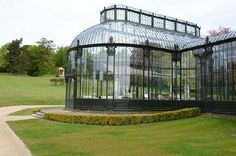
left=42, top=107, right=201, bottom=126
left=32, top=108, right=41, bottom=114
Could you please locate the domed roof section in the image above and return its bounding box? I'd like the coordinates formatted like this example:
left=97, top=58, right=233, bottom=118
left=71, top=21, right=202, bottom=50
left=70, top=4, right=236, bottom=51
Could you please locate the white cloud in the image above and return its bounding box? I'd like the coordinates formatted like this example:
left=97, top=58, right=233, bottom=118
left=0, top=0, right=235, bottom=46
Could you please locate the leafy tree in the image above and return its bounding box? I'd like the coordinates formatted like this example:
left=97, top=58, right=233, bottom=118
left=5, top=38, right=25, bottom=74
left=36, top=38, right=55, bottom=50
left=23, top=45, right=39, bottom=76
left=24, top=45, right=54, bottom=76
left=0, top=43, right=10, bottom=72
left=54, top=46, right=69, bottom=70
left=36, top=38, right=55, bottom=75
left=24, top=38, right=56, bottom=76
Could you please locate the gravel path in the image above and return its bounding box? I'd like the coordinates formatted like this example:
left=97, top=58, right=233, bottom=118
left=0, top=105, right=61, bottom=156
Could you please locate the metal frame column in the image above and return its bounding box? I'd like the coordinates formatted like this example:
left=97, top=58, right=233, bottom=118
left=106, top=36, right=116, bottom=109
left=143, top=39, right=150, bottom=100
left=74, top=40, right=83, bottom=109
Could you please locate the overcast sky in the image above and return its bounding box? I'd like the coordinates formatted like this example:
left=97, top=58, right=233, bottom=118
left=0, top=0, right=235, bottom=47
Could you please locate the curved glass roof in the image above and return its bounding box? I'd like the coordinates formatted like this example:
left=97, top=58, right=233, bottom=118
left=71, top=4, right=236, bottom=52
left=71, top=21, right=201, bottom=50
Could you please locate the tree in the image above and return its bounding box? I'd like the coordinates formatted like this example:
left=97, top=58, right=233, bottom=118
left=5, top=38, right=24, bottom=74
left=208, top=26, right=232, bottom=36
left=36, top=38, right=55, bottom=50
left=36, top=38, right=56, bottom=75
left=0, top=43, right=10, bottom=72
left=21, top=38, right=56, bottom=76
left=23, top=45, right=39, bottom=76
left=54, top=46, right=69, bottom=70
left=25, top=42, right=55, bottom=76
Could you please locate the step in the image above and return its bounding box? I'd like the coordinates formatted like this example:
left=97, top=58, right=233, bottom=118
left=36, top=112, right=45, bottom=116
left=32, top=111, right=45, bottom=118
left=32, top=113, right=43, bottom=118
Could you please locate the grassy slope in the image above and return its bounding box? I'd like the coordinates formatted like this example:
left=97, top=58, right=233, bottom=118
left=0, top=73, right=65, bottom=106
left=8, top=116, right=236, bottom=156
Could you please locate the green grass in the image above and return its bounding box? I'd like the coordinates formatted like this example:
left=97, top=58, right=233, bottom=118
left=9, top=108, right=38, bottom=116
left=0, top=73, right=65, bottom=106
left=8, top=116, right=236, bottom=156
left=9, top=107, right=54, bottom=116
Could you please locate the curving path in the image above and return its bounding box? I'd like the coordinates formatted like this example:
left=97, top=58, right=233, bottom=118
left=0, top=105, right=62, bottom=156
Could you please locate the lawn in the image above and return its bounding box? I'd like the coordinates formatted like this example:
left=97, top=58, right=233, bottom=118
left=8, top=116, right=236, bottom=156
left=9, top=107, right=41, bottom=116
left=0, top=73, right=65, bottom=106
left=9, top=107, right=60, bottom=116
left=2, top=74, right=236, bottom=156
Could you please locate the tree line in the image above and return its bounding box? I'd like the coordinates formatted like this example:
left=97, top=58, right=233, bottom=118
left=0, top=38, right=68, bottom=76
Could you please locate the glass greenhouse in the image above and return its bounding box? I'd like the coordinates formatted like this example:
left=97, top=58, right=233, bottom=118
left=66, top=5, right=236, bottom=113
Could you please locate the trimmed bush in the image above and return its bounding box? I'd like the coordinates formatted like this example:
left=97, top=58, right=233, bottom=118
left=43, top=107, right=201, bottom=126
left=32, top=108, right=41, bottom=114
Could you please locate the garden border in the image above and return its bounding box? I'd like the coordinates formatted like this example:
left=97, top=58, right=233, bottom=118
left=40, top=107, right=201, bottom=126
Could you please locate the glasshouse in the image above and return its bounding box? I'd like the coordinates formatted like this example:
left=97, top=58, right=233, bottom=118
left=66, top=5, right=236, bottom=114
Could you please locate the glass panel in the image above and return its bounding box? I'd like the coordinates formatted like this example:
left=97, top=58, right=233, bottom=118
left=127, top=11, right=139, bottom=23
left=177, top=23, right=185, bottom=33
left=107, top=55, right=114, bottom=99
left=181, top=51, right=196, bottom=100
left=69, top=51, right=75, bottom=71
left=97, top=48, right=107, bottom=99
left=141, top=15, right=152, bottom=26
left=106, top=10, right=114, bottom=21
left=187, top=25, right=195, bottom=35
left=117, top=9, right=125, bottom=20
left=115, top=47, right=131, bottom=99
left=165, top=20, right=175, bottom=31
left=149, top=51, right=172, bottom=100
left=154, top=18, right=164, bottom=28
left=130, top=47, right=146, bottom=99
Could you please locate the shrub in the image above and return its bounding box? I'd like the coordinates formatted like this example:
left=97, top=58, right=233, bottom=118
left=32, top=108, right=41, bottom=114
left=43, top=107, right=201, bottom=126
